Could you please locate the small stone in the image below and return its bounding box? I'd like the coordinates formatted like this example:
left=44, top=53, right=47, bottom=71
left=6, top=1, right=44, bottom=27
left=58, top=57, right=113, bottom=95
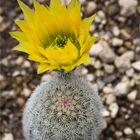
left=89, top=41, right=103, bottom=56
left=97, top=10, right=106, bottom=19
left=61, top=0, right=71, bottom=5
left=120, top=29, right=131, bottom=39
left=115, top=51, right=134, bottom=70
left=109, top=103, right=119, bottom=118
left=126, top=68, right=134, bottom=77
left=81, top=68, right=88, bottom=75
left=135, top=128, right=140, bottom=136
left=12, top=71, right=21, bottom=77
left=127, top=90, right=137, bottom=101
left=119, top=0, right=138, bottom=16
left=94, top=60, right=102, bottom=69
left=102, top=108, right=110, bottom=117
left=22, top=60, right=31, bottom=68
left=2, top=133, right=14, bottom=140
left=21, top=88, right=31, bottom=97
left=97, top=80, right=105, bottom=90
left=112, top=26, right=120, bottom=37
left=103, top=87, right=114, bottom=94
left=99, top=41, right=116, bottom=63
left=115, top=131, right=123, bottom=138
left=132, top=61, right=140, bottom=71
left=115, top=81, right=130, bottom=96
left=112, top=38, right=123, bottom=47
left=105, top=94, right=116, bottom=105
left=104, top=64, right=114, bottom=74
left=124, top=127, right=133, bottom=135
left=16, top=57, right=24, bottom=65
left=17, top=98, right=25, bottom=106
left=102, top=119, right=108, bottom=129
left=90, top=40, right=116, bottom=63
left=86, top=74, right=94, bottom=82
left=41, top=74, right=52, bottom=82
left=86, top=1, right=97, bottom=15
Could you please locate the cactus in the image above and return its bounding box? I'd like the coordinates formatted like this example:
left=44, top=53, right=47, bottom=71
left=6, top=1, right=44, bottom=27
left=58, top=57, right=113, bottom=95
left=23, top=71, right=103, bottom=140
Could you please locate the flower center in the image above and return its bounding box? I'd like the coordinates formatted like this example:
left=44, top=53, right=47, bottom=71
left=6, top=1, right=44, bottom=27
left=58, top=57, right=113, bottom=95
left=43, top=32, right=81, bottom=50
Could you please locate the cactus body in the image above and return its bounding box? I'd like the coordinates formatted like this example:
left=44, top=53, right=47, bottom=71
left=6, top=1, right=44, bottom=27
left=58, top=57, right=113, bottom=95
left=23, top=72, right=103, bottom=140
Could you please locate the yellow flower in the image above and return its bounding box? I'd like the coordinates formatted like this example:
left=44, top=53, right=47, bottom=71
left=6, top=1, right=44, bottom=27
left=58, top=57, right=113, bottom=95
left=10, top=0, right=96, bottom=74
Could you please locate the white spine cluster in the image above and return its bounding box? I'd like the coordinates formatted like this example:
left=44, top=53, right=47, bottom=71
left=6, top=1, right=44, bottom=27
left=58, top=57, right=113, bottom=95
left=23, top=72, right=103, bottom=140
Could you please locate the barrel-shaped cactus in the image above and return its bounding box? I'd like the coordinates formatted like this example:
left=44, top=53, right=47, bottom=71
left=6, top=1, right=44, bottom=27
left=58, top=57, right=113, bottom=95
left=23, top=72, right=103, bottom=140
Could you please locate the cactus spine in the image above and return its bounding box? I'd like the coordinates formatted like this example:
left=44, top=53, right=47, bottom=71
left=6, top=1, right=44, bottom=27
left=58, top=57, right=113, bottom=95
left=23, top=71, right=103, bottom=140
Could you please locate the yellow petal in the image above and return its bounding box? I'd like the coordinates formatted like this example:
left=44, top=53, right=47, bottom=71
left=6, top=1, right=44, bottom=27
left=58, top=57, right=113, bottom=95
left=61, top=64, right=76, bottom=72
left=76, top=53, right=92, bottom=66
left=50, top=0, right=62, bottom=11
left=83, top=14, right=96, bottom=31
left=17, top=0, right=33, bottom=21
left=37, top=63, right=58, bottom=74
left=68, top=0, right=77, bottom=9
left=80, top=35, right=96, bottom=55
left=10, top=31, right=27, bottom=42
left=15, top=20, right=31, bottom=32
left=28, top=55, right=49, bottom=63
left=61, top=39, right=79, bottom=62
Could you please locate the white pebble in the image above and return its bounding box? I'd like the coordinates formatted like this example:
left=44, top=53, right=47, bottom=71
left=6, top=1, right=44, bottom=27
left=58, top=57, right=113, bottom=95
left=112, top=38, right=123, bottom=47
left=127, top=90, right=137, bottom=101
left=115, top=81, right=130, bottom=96
left=86, top=74, right=94, bottom=82
left=109, top=103, right=119, bottom=118
left=132, top=61, right=140, bottom=71
left=124, top=127, right=133, bottom=135
left=2, top=133, right=14, bottom=140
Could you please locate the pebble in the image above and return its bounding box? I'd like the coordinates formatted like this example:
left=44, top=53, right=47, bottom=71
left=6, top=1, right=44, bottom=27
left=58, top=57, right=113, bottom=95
left=103, top=87, right=114, bottom=94
left=41, top=74, right=52, bottom=82
left=86, top=1, right=97, bottom=15
left=102, top=119, right=108, bottom=129
left=22, top=60, right=31, bottom=68
left=109, top=103, right=119, bottom=118
left=119, top=0, right=138, bottom=16
left=105, top=94, right=116, bottom=105
left=132, top=61, right=140, bottom=71
left=115, top=81, right=130, bottom=96
left=127, top=90, right=137, bottom=101
left=90, top=40, right=116, bottom=63
left=12, top=71, right=21, bottom=77
left=135, top=128, right=140, bottom=136
left=94, top=60, right=102, bottom=69
left=90, top=41, right=103, bottom=56
left=17, top=97, right=25, bottom=106
left=104, top=64, right=114, bottom=74
left=21, top=88, right=31, bottom=97
left=112, top=38, right=123, bottom=47
left=86, top=74, right=94, bottom=82
left=124, top=127, right=133, bottom=135
left=115, top=51, right=134, bottom=70
left=81, top=68, right=88, bottom=75
left=97, top=80, right=105, bottom=90
left=112, top=26, right=120, bottom=37
left=2, top=133, right=14, bottom=140
left=115, top=131, right=123, bottom=138
left=16, top=57, right=24, bottom=65
left=102, top=108, right=110, bottom=117
left=126, top=68, right=134, bottom=77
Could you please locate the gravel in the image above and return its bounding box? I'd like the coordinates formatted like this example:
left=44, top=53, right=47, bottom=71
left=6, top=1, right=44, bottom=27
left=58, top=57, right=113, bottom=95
left=0, top=0, right=140, bottom=140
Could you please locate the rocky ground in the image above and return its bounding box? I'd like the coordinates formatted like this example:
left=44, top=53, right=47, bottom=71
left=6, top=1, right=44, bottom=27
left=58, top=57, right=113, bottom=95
left=0, top=0, right=140, bottom=140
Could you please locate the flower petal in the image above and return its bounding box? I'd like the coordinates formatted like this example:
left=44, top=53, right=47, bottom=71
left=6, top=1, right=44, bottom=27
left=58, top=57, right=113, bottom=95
left=37, top=63, right=58, bottom=74
left=17, top=0, right=34, bottom=21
